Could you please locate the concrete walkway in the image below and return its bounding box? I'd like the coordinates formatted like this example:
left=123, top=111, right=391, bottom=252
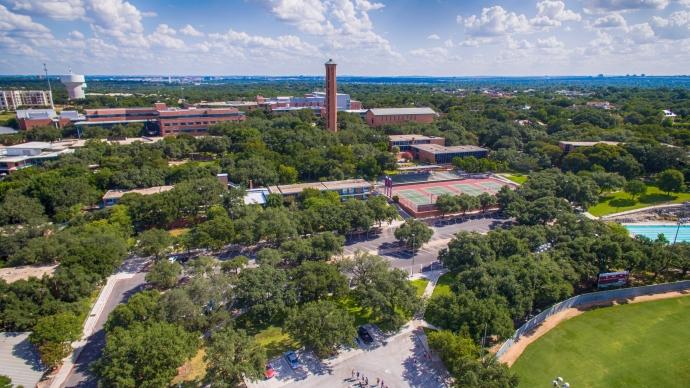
left=600, top=202, right=686, bottom=219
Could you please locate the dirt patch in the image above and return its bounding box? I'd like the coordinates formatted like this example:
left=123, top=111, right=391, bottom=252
left=499, top=291, right=690, bottom=366
left=0, top=264, right=58, bottom=283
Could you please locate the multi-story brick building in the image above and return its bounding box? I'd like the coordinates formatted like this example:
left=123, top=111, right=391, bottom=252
left=411, top=144, right=488, bottom=164
left=77, top=102, right=245, bottom=136
left=0, top=90, right=53, bottom=111
left=366, top=107, right=437, bottom=127
left=16, top=109, right=84, bottom=130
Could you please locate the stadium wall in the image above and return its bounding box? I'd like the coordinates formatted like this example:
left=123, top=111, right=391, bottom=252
left=496, top=280, right=690, bottom=361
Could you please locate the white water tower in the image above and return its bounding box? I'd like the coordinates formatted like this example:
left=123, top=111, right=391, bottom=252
left=60, top=71, right=87, bottom=100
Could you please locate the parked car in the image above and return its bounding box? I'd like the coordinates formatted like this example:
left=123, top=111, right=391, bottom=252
left=264, top=365, right=275, bottom=379
left=284, top=351, right=300, bottom=369
left=358, top=326, right=373, bottom=344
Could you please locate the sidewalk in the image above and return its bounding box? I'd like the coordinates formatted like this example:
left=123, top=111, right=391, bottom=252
left=48, top=271, right=138, bottom=388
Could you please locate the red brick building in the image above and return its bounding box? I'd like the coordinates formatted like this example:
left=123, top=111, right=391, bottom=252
left=366, top=107, right=437, bottom=127
left=79, top=102, right=245, bottom=136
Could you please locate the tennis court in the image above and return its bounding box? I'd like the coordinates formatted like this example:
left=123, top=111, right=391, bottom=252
left=392, top=177, right=513, bottom=207
left=390, top=170, right=465, bottom=185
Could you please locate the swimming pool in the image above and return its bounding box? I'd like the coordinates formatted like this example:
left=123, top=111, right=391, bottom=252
left=624, top=224, right=690, bottom=243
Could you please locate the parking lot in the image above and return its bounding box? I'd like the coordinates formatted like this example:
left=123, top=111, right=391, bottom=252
left=248, top=324, right=450, bottom=388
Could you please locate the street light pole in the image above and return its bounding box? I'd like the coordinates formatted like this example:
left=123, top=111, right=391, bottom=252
left=411, top=232, right=416, bottom=269
left=673, top=217, right=688, bottom=244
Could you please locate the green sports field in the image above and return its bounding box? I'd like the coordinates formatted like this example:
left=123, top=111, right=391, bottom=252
left=512, top=296, right=690, bottom=388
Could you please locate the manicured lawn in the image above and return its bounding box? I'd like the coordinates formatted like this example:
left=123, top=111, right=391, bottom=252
left=336, top=295, right=373, bottom=327
left=168, top=228, right=189, bottom=237
left=430, top=272, right=454, bottom=298
left=588, top=185, right=690, bottom=217
left=0, top=111, right=15, bottom=124
left=500, top=173, right=528, bottom=185
left=172, top=348, right=207, bottom=384
left=254, top=325, right=300, bottom=358
left=512, top=296, right=690, bottom=388
left=410, top=278, right=429, bottom=297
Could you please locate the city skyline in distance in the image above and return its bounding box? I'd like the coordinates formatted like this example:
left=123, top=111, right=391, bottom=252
left=1, top=0, right=690, bottom=76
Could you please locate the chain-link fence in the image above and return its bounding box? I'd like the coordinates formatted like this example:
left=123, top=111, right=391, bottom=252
left=496, top=280, right=690, bottom=360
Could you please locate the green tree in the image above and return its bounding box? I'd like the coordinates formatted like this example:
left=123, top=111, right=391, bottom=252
left=656, top=169, right=685, bottom=195
left=291, top=261, right=349, bottom=303
left=204, top=326, right=267, bottom=386
left=135, top=228, right=173, bottom=259
left=366, top=195, right=398, bottom=227
left=477, top=192, right=497, bottom=212
left=285, top=300, right=356, bottom=358
left=105, top=290, right=161, bottom=332
left=624, top=179, right=647, bottom=200
left=436, top=194, right=459, bottom=218
left=394, top=219, right=433, bottom=251
left=29, top=312, right=82, bottom=368
left=221, top=256, right=249, bottom=275
left=145, top=260, right=182, bottom=290
left=234, top=265, right=295, bottom=323
left=278, top=164, right=298, bottom=184
left=0, top=375, right=12, bottom=388
left=95, top=322, right=198, bottom=388
left=0, top=190, right=46, bottom=225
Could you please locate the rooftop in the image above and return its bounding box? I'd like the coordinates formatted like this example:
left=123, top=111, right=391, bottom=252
left=389, top=134, right=444, bottom=142
left=16, top=109, right=56, bottom=120
left=102, top=185, right=174, bottom=200
left=368, top=107, right=437, bottom=116
left=411, top=144, right=488, bottom=153
left=0, top=332, right=46, bottom=388
left=559, top=141, right=621, bottom=147
left=268, top=179, right=371, bottom=195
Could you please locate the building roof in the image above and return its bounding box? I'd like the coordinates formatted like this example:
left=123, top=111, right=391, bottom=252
left=102, top=185, right=174, bottom=200
left=368, top=107, right=437, bottom=116
left=244, top=188, right=269, bottom=205
left=16, top=109, right=56, bottom=120
left=0, top=332, right=46, bottom=388
left=268, top=179, right=371, bottom=195
left=5, top=141, right=53, bottom=149
left=559, top=141, right=621, bottom=147
left=388, top=134, right=444, bottom=142
left=0, top=126, right=18, bottom=135
left=411, top=144, right=488, bottom=154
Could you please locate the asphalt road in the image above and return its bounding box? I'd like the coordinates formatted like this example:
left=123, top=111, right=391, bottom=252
left=63, top=260, right=148, bottom=388
left=343, top=215, right=509, bottom=274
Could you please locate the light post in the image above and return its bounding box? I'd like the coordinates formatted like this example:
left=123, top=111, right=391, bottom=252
left=673, top=217, right=688, bottom=244
left=411, top=232, right=416, bottom=269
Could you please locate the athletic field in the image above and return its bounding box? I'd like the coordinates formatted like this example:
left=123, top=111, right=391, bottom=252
left=511, top=296, right=690, bottom=387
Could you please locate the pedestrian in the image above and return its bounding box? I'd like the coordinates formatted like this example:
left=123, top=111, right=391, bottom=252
left=376, top=377, right=380, bottom=385
left=351, top=369, right=355, bottom=379
left=365, top=377, right=369, bottom=385
left=380, top=380, right=384, bottom=387
left=357, top=371, right=360, bottom=379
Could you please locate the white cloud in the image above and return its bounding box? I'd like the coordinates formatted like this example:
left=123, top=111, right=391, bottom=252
left=584, top=0, right=669, bottom=13
left=536, top=36, right=565, bottom=48
left=207, top=29, right=318, bottom=56
left=531, top=1, right=581, bottom=27
left=592, top=13, right=628, bottom=28
left=650, top=10, right=690, bottom=39
left=427, top=33, right=440, bottom=40
left=462, top=6, right=531, bottom=37
left=443, top=39, right=454, bottom=48
left=8, top=0, right=86, bottom=21
left=68, top=30, right=84, bottom=39
left=264, top=0, right=395, bottom=56
left=0, top=4, right=51, bottom=33
left=180, top=24, right=204, bottom=37
left=148, top=24, right=185, bottom=49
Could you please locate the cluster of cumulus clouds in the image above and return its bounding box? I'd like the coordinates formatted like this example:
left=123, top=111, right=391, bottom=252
left=0, top=0, right=393, bottom=73
left=0, top=0, right=689, bottom=74
left=414, top=0, right=690, bottom=73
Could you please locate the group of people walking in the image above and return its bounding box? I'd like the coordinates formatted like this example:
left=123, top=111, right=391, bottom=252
left=351, top=369, right=387, bottom=388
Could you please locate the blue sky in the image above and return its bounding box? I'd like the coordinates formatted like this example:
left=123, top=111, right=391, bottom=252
left=1, top=0, right=689, bottom=76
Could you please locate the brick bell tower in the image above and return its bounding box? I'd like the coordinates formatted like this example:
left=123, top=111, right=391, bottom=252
left=325, top=59, right=337, bottom=132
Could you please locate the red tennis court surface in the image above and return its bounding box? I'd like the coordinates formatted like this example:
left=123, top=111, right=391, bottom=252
left=391, top=177, right=514, bottom=217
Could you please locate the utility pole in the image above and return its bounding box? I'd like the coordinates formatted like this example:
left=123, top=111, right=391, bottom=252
left=411, top=232, right=416, bottom=269
left=673, top=217, right=688, bottom=244
left=43, top=63, right=54, bottom=109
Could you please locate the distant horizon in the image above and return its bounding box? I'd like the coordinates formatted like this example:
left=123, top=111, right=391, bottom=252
left=2, top=74, right=690, bottom=79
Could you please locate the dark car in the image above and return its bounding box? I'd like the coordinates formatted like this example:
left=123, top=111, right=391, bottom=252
left=284, top=351, right=300, bottom=369
left=358, top=326, right=373, bottom=344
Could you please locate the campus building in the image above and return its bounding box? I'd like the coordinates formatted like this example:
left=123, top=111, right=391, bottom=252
left=558, top=140, right=621, bottom=153
left=101, top=185, right=174, bottom=207
left=411, top=144, right=489, bottom=164
left=388, top=134, right=445, bottom=152
left=16, top=109, right=84, bottom=130
left=267, top=179, right=372, bottom=200
left=366, top=107, right=437, bottom=127
left=0, top=141, right=75, bottom=174
left=0, top=90, right=53, bottom=111
left=76, top=102, right=245, bottom=136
